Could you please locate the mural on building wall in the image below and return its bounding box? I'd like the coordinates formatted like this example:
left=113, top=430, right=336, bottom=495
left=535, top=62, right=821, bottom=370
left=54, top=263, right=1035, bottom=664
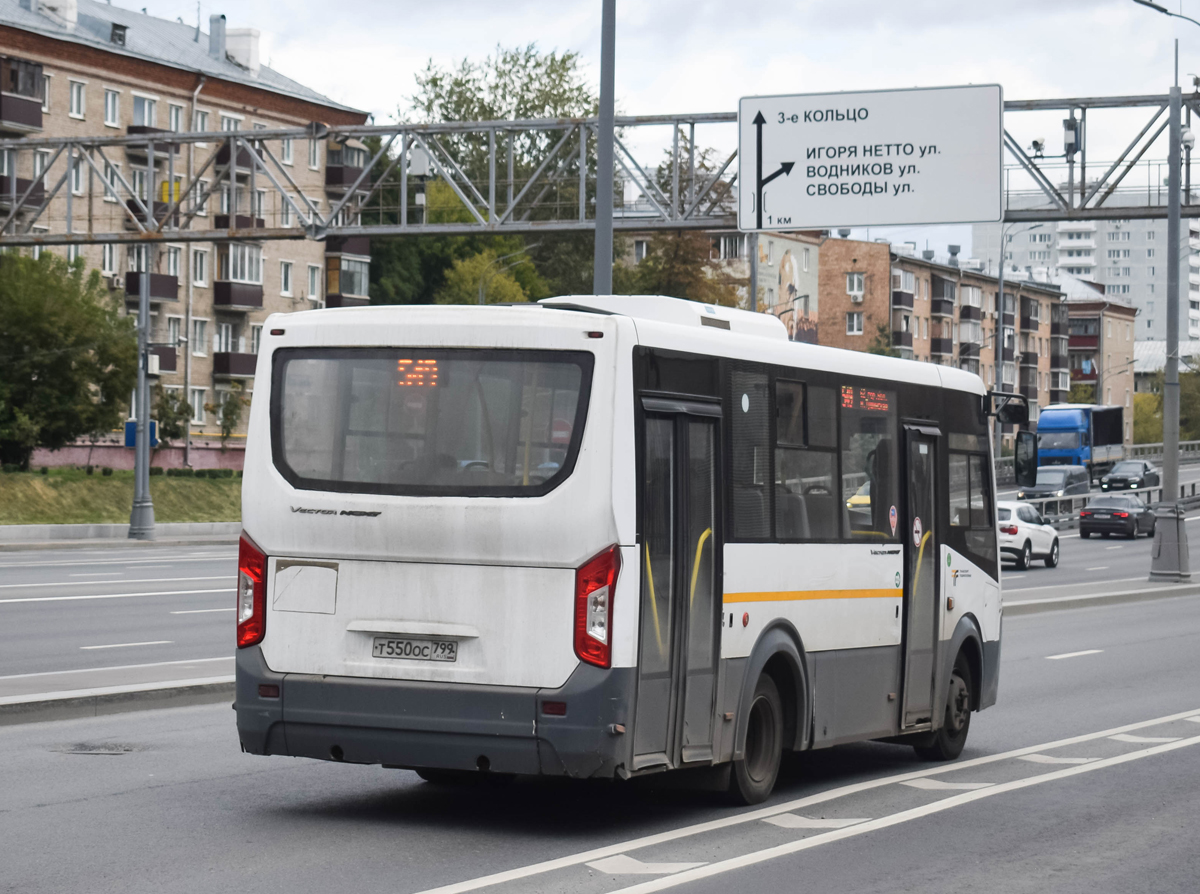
left=773, top=249, right=818, bottom=344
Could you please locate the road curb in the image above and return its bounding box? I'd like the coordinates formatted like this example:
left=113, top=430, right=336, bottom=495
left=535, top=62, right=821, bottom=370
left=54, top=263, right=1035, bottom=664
left=0, top=536, right=239, bottom=552
left=0, top=678, right=234, bottom=726
left=1005, top=582, right=1200, bottom=615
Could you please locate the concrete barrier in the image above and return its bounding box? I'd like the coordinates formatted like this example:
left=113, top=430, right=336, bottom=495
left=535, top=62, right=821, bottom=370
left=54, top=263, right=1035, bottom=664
left=0, top=521, right=241, bottom=544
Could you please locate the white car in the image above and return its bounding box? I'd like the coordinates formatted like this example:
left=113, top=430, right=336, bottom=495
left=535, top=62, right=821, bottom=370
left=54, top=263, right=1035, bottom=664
left=997, top=500, right=1060, bottom=570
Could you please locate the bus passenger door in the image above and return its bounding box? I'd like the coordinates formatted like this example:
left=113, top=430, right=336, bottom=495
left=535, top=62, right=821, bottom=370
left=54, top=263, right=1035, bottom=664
left=901, top=427, right=940, bottom=728
left=633, top=404, right=721, bottom=769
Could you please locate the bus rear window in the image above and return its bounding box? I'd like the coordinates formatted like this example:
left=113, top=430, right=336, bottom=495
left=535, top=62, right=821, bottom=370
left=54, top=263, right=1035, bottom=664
left=272, top=349, right=593, bottom=496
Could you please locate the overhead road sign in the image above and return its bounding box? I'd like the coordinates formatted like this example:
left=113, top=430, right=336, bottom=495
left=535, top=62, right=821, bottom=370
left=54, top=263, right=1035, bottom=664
left=738, top=84, right=1002, bottom=231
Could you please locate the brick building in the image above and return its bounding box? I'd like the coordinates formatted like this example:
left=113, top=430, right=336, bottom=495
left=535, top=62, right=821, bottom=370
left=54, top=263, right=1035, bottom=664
left=703, top=230, right=821, bottom=341
left=1, top=0, right=369, bottom=468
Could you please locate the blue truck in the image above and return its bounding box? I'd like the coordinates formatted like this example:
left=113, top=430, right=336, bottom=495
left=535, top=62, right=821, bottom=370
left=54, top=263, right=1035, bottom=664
left=1035, top=404, right=1124, bottom=480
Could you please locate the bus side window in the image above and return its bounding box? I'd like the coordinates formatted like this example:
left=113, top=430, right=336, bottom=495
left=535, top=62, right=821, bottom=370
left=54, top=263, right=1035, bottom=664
left=839, top=387, right=898, bottom=541
left=729, top=365, right=771, bottom=539
left=949, top=454, right=970, bottom=527
left=774, top=382, right=839, bottom=540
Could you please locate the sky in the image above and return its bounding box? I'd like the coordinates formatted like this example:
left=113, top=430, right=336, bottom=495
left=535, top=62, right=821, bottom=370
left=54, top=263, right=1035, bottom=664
left=119, top=0, right=1200, bottom=256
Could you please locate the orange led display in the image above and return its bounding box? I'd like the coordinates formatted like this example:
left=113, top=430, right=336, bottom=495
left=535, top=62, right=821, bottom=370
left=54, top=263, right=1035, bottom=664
left=397, top=358, right=439, bottom=387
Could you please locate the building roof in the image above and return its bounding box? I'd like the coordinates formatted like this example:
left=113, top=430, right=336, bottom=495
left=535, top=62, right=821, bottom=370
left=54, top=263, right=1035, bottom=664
left=1134, top=340, right=1200, bottom=375
left=0, top=0, right=364, bottom=116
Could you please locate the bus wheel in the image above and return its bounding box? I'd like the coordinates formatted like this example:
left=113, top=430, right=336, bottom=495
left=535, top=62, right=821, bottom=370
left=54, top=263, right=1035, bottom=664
left=728, top=674, right=783, bottom=805
left=914, top=655, right=973, bottom=762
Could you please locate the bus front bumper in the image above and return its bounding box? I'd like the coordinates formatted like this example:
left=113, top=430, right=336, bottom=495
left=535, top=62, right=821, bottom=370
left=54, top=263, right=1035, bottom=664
left=235, top=647, right=634, bottom=779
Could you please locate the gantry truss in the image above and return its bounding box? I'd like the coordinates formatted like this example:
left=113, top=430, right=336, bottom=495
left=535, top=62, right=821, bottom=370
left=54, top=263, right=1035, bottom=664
left=0, top=93, right=1196, bottom=247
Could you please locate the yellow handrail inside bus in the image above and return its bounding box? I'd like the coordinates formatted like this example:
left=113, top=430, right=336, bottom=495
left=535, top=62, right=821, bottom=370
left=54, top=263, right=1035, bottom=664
left=644, top=541, right=666, bottom=657
left=689, top=527, right=712, bottom=608
left=911, top=529, right=932, bottom=595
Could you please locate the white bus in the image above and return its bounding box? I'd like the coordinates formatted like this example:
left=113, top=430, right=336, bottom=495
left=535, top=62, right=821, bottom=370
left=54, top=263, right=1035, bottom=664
left=235, top=295, right=1028, bottom=804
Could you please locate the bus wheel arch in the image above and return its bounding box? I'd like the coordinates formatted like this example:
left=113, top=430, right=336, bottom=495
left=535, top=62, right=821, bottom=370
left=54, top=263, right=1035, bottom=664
left=733, top=622, right=810, bottom=761
left=943, top=615, right=984, bottom=720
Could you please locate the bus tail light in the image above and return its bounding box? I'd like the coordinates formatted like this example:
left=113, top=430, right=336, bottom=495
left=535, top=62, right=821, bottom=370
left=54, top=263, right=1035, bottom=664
left=237, top=533, right=267, bottom=649
left=999, top=524, right=1018, bottom=535
left=574, top=545, right=621, bottom=668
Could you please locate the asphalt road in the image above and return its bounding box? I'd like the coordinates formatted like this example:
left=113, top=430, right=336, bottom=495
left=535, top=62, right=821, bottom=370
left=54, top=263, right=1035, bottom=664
left=1, top=593, right=1197, bottom=894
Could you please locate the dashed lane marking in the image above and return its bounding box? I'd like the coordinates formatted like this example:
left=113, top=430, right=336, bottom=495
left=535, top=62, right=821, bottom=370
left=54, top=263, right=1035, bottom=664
left=1046, top=650, right=1104, bottom=660
left=1109, top=733, right=1181, bottom=743
left=605, top=735, right=1200, bottom=894
left=0, top=656, right=231, bottom=680
left=0, top=575, right=229, bottom=590
left=1084, top=566, right=1109, bottom=571
left=80, top=640, right=173, bottom=650
left=901, top=778, right=993, bottom=791
left=1018, top=754, right=1098, bottom=765
left=170, top=608, right=235, bottom=614
left=762, top=815, right=869, bottom=830
left=407, top=709, right=1200, bottom=894
left=586, top=856, right=707, bottom=876
left=0, top=588, right=234, bottom=605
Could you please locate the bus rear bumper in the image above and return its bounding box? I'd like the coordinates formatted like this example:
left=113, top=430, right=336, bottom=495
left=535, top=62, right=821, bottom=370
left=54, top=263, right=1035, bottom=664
left=235, top=648, right=634, bottom=779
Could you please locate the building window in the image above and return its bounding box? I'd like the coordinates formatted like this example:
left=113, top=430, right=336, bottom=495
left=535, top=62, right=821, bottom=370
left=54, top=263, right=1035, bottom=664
left=846, top=271, right=864, bottom=298
left=70, top=156, right=83, bottom=195
left=251, top=324, right=263, bottom=354
left=281, top=138, right=294, bottom=165
left=103, top=89, right=119, bottom=127
left=66, top=244, right=80, bottom=263
left=219, top=243, right=263, bottom=284
left=215, top=322, right=233, bottom=354
left=101, top=243, right=116, bottom=274
left=221, top=114, right=240, bottom=132
left=69, top=80, right=85, bottom=118
left=280, top=260, right=293, bottom=296
left=192, top=320, right=207, bottom=356
left=281, top=200, right=293, bottom=228
left=132, top=95, right=156, bottom=128
left=190, top=388, right=206, bottom=424
left=308, top=139, right=320, bottom=170
left=308, top=264, right=321, bottom=299
left=1148, top=231, right=1157, bottom=240
left=193, top=109, right=208, bottom=132
left=1106, top=231, right=1132, bottom=242
left=127, top=245, right=148, bottom=273
left=634, top=240, right=648, bottom=262
left=1105, top=284, right=1131, bottom=295
left=168, top=316, right=181, bottom=346
left=328, top=257, right=369, bottom=297
left=192, top=249, right=208, bottom=285
left=163, top=246, right=180, bottom=278
left=196, top=179, right=209, bottom=216
left=167, top=103, right=183, bottom=132
left=40, top=74, right=51, bottom=112
left=802, top=247, right=810, bottom=272
left=1148, top=266, right=1156, bottom=276
left=846, top=312, right=864, bottom=335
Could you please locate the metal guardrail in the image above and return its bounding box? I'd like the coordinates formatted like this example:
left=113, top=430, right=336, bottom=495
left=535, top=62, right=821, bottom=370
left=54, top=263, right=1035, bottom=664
left=1127, top=440, right=1200, bottom=463
left=1019, top=481, right=1200, bottom=528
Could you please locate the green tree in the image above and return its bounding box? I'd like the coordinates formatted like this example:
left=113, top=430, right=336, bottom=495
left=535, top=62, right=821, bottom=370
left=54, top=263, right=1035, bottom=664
left=435, top=249, right=532, bottom=305
left=1068, top=382, right=1095, bottom=403
left=867, top=322, right=900, bottom=357
left=626, top=230, right=742, bottom=306
left=153, top=385, right=193, bottom=448
left=0, top=254, right=136, bottom=469
left=1133, top=389, right=1162, bottom=444
left=205, top=382, right=251, bottom=450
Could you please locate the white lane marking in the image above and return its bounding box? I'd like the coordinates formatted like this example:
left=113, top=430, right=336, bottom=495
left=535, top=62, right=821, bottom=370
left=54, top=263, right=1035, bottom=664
left=1105, top=546, right=1125, bottom=551
left=80, top=640, right=173, bottom=650
left=171, top=608, right=235, bottom=614
left=586, top=856, right=706, bottom=876
left=762, top=815, right=869, bottom=830
left=406, top=708, right=1200, bottom=894
left=1085, top=566, right=1109, bottom=571
left=1109, top=733, right=1182, bottom=743
left=68, top=572, right=123, bottom=577
left=1187, top=717, right=1200, bottom=724
left=604, top=735, right=1200, bottom=894
left=0, top=554, right=233, bottom=570
left=1046, top=649, right=1103, bottom=660
left=901, top=778, right=993, bottom=791
left=0, top=587, right=234, bottom=605
left=0, top=656, right=231, bottom=680
left=1018, top=754, right=1098, bottom=765
left=0, top=575, right=229, bottom=590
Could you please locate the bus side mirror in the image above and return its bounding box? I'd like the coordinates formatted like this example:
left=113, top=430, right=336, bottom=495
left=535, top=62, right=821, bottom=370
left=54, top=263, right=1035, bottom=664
left=1015, top=430, right=1038, bottom=488
left=989, top=391, right=1029, bottom=425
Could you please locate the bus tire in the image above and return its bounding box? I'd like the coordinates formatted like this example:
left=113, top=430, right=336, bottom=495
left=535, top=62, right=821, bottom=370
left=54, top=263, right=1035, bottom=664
left=914, top=655, right=972, bottom=762
left=728, top=674, right=783, bottom=805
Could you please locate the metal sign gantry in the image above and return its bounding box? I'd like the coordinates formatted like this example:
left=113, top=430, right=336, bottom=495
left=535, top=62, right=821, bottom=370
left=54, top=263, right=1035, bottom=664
left=0, top=91, right=1197, bottom=248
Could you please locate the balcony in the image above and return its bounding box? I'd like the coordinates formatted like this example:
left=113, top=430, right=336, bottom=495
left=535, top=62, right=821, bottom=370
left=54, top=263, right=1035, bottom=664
left=1051, top=352, right=1068, bottom=370
left=959, top=343, right=980, bottom=359
left=0, top=91, right=41, bottom=134
left=931, top=298, right=954, bottom=317
left=1020, top=384, right=1038, bottom=401
left=325, top=293, right=370, bottom=308
left=327, top=235, right=370, bottom=256
left=215, top=142, right=263, bottom=171
left=1057, top=253, right=1095, bottom=264
left=0, top=175, right=45, bottom=208
left=1002, top=347, right=1014, bottom=362
left=212, top=352, right=257, bottom=378
left=958, top=305, right=980, bottom=321
left=150, top=345, right=177, bottom=374
left=124, top=272, right=178, bottom=303
left=930, top=337, right=953, bottom=356
left=124, top=199, right=180, bottom=229
left=892, top=330, right=913, bottom=348
left=891, top=289, right=914, bottom=309
left=1070, top=334, right=1099, bottom=350
left=1051, top=320, right=1066, bottom=336
left=325, top=164, right=369, bottom=191
left=1057, top=220, right=1096, bottom=232
left=125, top=126, right=179, bottom=157
left=213, top=214, right=266, bottom=230
left=213, top=281, right=263, bottom=310
left=1020, top=315, right=1041, bottom=331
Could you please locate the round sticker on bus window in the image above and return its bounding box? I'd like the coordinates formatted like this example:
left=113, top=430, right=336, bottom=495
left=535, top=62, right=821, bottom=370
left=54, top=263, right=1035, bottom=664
left=741, top=393, right=750, bottom=413
left=912, top=516, right=923, bottom=548
left=889, top=505, right=897, bottom=536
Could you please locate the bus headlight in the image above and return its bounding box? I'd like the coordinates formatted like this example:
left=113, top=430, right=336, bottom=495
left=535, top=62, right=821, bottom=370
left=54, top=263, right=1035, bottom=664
left=574, top=545, right=620, bottom=668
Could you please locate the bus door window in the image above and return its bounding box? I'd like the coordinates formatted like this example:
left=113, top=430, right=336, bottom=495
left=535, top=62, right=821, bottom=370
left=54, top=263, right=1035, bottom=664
left=681, top=419, right=718, bottom=758
left=902, top=430, right=939, bottom=727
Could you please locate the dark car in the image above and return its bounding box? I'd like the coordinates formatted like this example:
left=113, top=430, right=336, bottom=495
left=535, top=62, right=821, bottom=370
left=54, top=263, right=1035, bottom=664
left=1079, top=495, right=1156, bottom=539
left=1100, top=460, right=1161, bottom=492
left=1017, top=465, right=1091, bottom=501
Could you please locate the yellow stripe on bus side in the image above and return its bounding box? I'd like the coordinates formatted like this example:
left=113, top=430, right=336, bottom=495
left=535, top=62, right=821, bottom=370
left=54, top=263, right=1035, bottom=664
left=723, top=588, right=899, bottom=604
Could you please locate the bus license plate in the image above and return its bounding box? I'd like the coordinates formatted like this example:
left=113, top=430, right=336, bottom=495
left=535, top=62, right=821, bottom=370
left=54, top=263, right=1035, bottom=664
left=371, top=637, right=458, bottom=662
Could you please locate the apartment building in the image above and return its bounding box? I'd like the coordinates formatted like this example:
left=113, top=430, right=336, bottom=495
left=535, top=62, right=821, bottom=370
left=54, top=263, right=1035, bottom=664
left=702, top=230, right=821, bottom=341
left=973, top=193, right=1196, bottom=342
left=816, top=235, right=1068, bottom=429
left=1, top=0, right=369, bottom=467
left=1063, top=293, right=1137, bottom=443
